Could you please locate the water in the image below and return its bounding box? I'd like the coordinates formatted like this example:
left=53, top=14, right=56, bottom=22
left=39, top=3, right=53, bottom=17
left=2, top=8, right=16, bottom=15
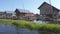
left=34, top=20, right=48, bottom=24
left=0, top=23, right=39, bottom=34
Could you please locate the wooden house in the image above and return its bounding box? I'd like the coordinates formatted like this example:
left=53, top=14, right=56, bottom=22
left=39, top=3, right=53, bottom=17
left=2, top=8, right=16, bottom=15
left=38, top=2, right=60, bottom=22
left=15, top=9, right=35, bottom=20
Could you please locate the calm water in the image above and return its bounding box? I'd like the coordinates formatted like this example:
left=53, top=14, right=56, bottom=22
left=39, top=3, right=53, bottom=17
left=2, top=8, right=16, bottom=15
left=34, top=20, right=48, bottom=24
left=0, top=23, right=39, bottom=34
left=0, top=20, right=48, bottom=34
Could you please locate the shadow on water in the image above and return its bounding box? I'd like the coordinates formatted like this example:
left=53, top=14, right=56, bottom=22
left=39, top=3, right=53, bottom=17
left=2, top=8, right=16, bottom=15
left=0, top=23, right=39, bottom=34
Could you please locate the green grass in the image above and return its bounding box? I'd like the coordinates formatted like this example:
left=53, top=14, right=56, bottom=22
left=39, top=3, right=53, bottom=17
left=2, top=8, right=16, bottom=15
left=0, top=19, right=60, bottom=33
left=0, top=19, right=40, bottom=30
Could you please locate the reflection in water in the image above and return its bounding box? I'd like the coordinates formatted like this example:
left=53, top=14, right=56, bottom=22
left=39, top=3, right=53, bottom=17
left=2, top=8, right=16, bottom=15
left=34, top=20, right=48, bottom=24
left=0, top=23, right=39, bottom=34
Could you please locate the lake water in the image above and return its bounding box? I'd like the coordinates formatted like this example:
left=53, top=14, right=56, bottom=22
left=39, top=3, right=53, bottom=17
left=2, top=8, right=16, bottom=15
left=34, top=20, right=48, bottom=24
left=0, top=20, right=48, bottom=34
left=0, top=23, right=39, bottom=34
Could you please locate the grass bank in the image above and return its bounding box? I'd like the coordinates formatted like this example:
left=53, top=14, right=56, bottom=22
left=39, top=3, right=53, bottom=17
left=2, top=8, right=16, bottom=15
left=0, top=19, right=60, bottom=34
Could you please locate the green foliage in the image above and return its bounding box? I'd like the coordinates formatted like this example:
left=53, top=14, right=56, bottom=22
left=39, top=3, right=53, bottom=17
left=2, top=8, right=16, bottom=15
left=12, top=22, right=19, bottom=28
left=38, top=24, right=60, bottom=34
left=1, top=19, right=60, bottom=33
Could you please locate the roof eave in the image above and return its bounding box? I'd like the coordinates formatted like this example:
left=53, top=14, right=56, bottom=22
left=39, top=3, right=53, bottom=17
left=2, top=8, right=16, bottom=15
left=38, top=2, right=47, bottom=9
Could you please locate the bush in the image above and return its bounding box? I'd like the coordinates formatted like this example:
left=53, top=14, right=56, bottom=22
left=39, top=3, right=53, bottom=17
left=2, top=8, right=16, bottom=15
left=38, top=24, right=60, bottom=34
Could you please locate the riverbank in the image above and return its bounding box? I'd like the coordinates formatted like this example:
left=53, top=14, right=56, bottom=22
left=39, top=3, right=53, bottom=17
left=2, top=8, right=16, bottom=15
left=0, top=19, right=60, bottom=34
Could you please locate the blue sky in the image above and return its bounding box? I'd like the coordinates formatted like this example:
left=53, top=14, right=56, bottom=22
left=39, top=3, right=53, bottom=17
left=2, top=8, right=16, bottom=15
left=0, top=0, right=60, bottom=14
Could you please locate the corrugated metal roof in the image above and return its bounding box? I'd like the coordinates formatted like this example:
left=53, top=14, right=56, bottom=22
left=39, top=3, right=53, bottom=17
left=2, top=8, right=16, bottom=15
left=5, top=11, right=14, bottom=13
left=38, top=2, right=60, bottom=11
left=16, top=9, right=33, bottom=13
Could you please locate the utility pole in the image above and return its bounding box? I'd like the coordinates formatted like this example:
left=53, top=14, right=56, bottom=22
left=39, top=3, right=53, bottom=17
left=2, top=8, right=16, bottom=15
left=21, top=0, right=25, bottom=9
left=49, top=0, right=57, bottom=23
left=49, top=0, right=54, bottom=23
left=49, top=0, right=51, bottom=5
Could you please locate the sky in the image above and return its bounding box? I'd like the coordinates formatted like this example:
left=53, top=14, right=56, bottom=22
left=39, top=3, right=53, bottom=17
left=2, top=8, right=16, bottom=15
left=0, top=0, right=60, bottom=14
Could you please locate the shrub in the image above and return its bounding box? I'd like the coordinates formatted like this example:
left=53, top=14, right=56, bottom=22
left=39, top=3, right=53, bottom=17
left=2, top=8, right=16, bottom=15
left=38, top=24, right=60, bottom=34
